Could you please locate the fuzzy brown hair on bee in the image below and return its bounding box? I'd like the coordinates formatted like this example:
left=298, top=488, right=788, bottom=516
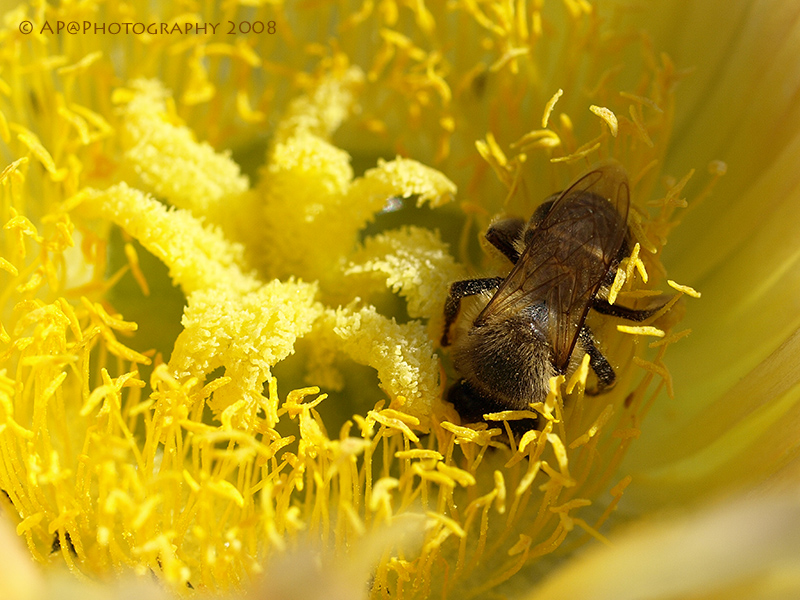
left=441, top=160, right=666, bottom=433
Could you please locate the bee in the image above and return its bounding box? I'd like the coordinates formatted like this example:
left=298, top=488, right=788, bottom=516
left=441, top=161, right=664, bottom=431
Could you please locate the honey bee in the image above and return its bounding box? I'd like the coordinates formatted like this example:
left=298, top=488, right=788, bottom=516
left=441, top=161, right=664, bottom=430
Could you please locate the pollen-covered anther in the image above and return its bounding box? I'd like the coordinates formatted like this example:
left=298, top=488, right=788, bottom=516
left=617, top=325, right=666, bottom=337
left=516, top=429, right=540, bottom=456
left=566, top=353, right=591, bottom=394
left=540, top=460, right=576, bottom=489
left=633, top=356, right=674, bottom=397
left=550, top=135, right=604, bottom=163
left=440, top=421, right=501, bottom=446
left=483, top=410, right=539, bottom=422
left=14, top=126, right=60, bottom=177
left=284, top=386, right=326, bottom=417
left=476, top=132, right=516, bottom=186
left=511, top=129, right=562, bottom=151
left=649, top=328, right=692, bottom=348
left=550, top=499, right=593, bottom=532
left=627, top=104, right=654, bottom=148
left=370, top=477, right=400, bottom=521
left=426, top=511, right=466, bottom=539
left=590, top=105, right=619, bottom=137
left=368, top=409, right=420, bottom=443
left=436, top=462, right=477, bottom=487
left=395, top=449, right=444, bottom=461
left=569, top=405, right=615, bottom=449
left=543, top=89, right=564, bottom=127
left=508, top=534, right=532, bottom=556
left=626, top=243, right=649, bottom=284
left=544, top=374, right=566, bottom=419
left=668, top=279, right=701, bottom=298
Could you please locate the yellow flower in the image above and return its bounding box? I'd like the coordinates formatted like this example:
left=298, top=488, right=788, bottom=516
left=1, top=1, right=799, bottom=599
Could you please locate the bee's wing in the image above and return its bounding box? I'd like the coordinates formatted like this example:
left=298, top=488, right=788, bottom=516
left=476, top=161, right=630, bottom=373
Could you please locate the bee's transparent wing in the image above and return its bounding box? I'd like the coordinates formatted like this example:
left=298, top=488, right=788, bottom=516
left=476, top=160, right=630, bottom=372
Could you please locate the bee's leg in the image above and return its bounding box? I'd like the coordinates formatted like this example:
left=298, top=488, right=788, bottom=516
left=591, top=297, right=667, bottom=322
left=51, top=531, right=77, bottom=555
left=441, top=277, right=504, bottom=346
left=485, top=217, right=525, bottom=264
left=578, top=325, right=616, bottom=390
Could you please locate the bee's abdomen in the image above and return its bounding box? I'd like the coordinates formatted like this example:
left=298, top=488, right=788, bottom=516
left=453, top=316, right=554, bottom=412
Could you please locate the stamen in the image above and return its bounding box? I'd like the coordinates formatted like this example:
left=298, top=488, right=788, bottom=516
left=542, top=89, right=564, bottom=127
